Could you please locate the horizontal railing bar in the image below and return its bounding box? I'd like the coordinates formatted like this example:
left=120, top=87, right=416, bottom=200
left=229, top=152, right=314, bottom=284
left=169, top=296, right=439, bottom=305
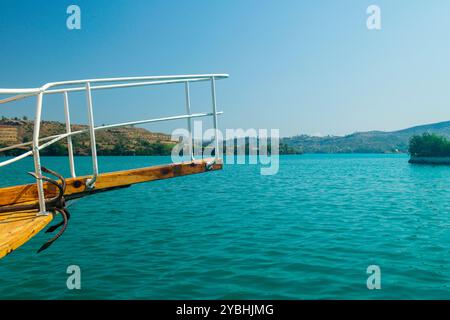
left=0, top=93, right=37, bottom=105
left=0, top=74, right=228, bottom=95
left=44, top=78, right=208, bottom=95
left=0, top=111, right=223, bottom=156
left=0, top=133, right=63, bottom=152
left=0, top=74, right=228, bottom=105
left=42, top=74, right=228, bottom=90
left=36, top=112, right=224, bottom=150
left=0, top=88, right=41, bottom=95
left=0, top=78, right=206, bottom=105
left=93, top=111, right=223, bottom=131
left=0, top=149, right=33, bottom=167
left=0, top=79, right=204, bottom=105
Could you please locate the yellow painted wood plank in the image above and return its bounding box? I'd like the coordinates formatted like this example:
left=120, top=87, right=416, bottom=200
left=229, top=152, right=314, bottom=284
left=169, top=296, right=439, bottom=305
left=0, top=210, right=53, bottom=259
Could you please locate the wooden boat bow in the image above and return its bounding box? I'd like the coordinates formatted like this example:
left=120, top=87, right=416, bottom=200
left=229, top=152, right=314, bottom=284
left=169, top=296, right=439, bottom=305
left=0, top=158, right=222, bottom=259
left=0, top=73, right=228, bottom=259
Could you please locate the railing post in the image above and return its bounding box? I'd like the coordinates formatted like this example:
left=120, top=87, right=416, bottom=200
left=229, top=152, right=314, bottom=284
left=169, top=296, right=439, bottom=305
left=184, top=82, right=194, bottom=160
left=210, top=77, right=220, bottom=160
left=85, top=82, right=98, bottom=188
left=64, top=91, right=76, bottom=178
left=33, top=92, right=47, bottom=215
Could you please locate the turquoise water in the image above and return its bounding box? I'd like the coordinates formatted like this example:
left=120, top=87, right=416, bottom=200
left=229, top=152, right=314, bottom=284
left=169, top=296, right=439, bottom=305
left=1, top=154, right=450, bottom=299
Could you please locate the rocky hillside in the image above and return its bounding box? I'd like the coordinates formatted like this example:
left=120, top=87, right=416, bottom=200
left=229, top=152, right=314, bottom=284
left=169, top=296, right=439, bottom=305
left=0, top=118, right=175, bottom=156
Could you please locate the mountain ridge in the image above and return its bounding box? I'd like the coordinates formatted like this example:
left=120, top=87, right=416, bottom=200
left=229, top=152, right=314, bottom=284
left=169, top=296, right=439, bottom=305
left=282, top=120, right=450, bottom=154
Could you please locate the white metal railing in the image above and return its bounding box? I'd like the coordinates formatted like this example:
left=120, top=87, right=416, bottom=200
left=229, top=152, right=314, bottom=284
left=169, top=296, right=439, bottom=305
left=0, top=74, right=228, bottom=215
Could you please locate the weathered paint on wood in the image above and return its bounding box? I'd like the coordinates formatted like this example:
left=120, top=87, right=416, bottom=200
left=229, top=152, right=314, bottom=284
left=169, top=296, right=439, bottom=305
left=0, top=158, right=222, bottom=207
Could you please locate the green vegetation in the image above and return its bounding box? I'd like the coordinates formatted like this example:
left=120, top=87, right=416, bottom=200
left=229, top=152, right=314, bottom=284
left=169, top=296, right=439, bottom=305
left=1, top=140, right=174, bottom=157
left=278, top=142, right=299, bottom=154
left=100, top=140, right=174, bottom=156
left=0, top=117, right=175, bottom=157
left=0, top=117, right=298, bottom=157
left=220, top=138, right=301, bottom=155
left=408, top=133, right=450, bottom=157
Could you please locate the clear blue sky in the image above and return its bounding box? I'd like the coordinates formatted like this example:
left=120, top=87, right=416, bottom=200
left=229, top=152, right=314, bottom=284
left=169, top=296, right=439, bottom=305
left=1, top=0, right=450, bottom=137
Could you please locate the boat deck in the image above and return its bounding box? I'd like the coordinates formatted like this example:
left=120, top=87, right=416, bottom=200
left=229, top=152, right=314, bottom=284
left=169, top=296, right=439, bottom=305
left=0, top=210, right=53, bottom=258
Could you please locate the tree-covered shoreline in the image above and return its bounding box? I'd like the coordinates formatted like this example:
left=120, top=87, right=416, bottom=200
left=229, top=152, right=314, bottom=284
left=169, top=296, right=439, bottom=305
left=408, top=133, right=450, bottom=157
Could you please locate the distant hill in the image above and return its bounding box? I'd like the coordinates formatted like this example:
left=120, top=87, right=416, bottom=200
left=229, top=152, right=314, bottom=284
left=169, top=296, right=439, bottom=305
left=0, top=118, right=175, bottom=156
left=282, top=120, right=450, bottom=154
left=4, top=117, right=449, bottom=156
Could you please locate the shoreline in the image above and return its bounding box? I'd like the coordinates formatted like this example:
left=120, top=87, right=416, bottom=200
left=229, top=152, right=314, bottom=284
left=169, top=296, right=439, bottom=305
left=408, top=156, right=450, bottom=165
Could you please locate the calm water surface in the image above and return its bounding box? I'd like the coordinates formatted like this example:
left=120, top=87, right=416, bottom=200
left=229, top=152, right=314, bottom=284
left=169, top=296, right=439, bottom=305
left=1, top=154, right=450, bottom=299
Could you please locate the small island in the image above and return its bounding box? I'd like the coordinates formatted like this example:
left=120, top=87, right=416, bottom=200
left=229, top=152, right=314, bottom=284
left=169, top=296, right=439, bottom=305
left=408, top=133, right=450, bottom=165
